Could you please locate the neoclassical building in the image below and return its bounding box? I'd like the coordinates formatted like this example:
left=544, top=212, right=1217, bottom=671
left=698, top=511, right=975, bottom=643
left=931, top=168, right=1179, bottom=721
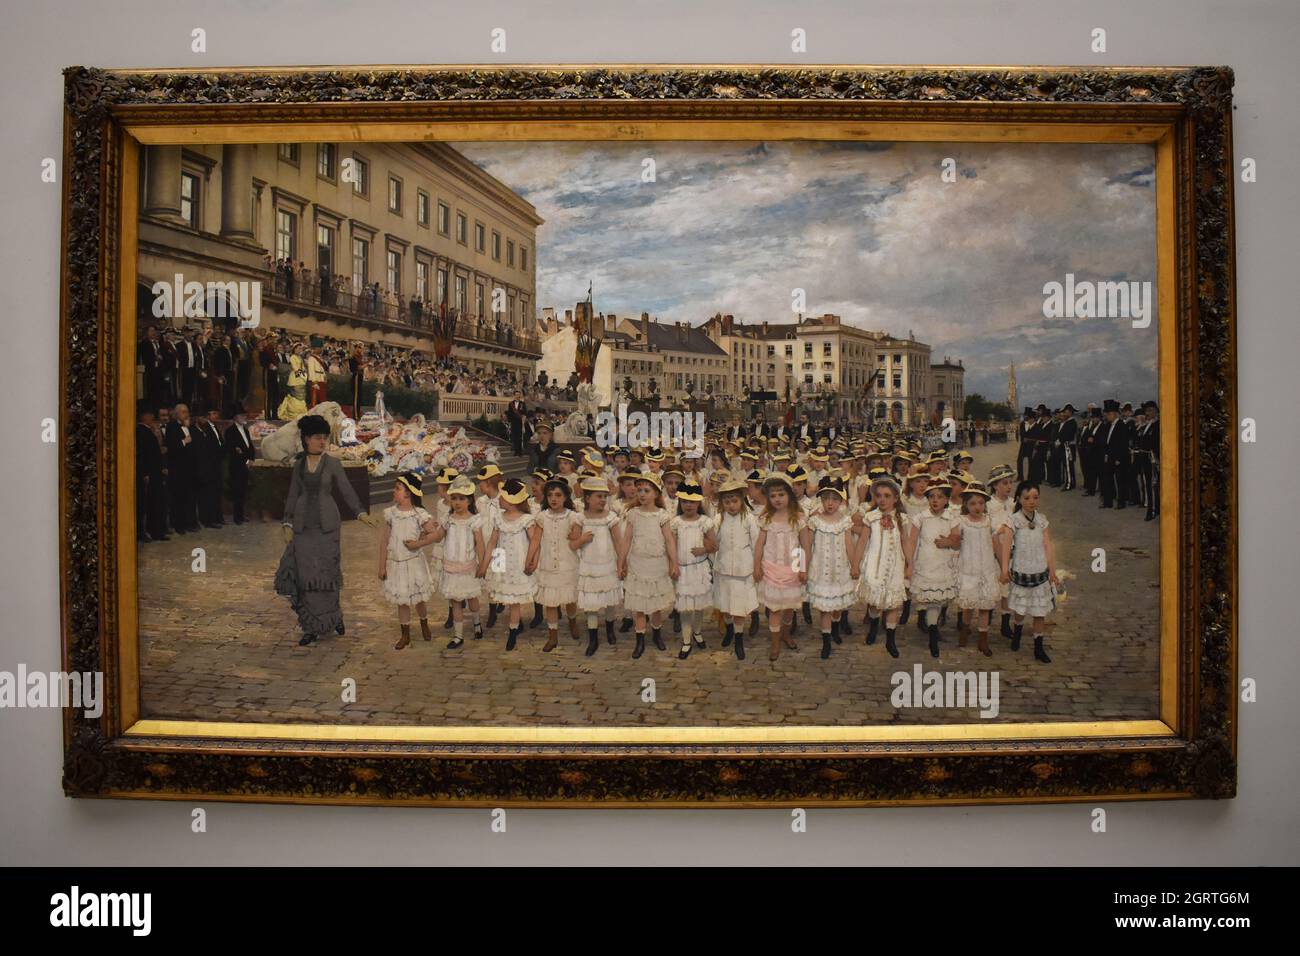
left=136, top=141, right=544, bottom=378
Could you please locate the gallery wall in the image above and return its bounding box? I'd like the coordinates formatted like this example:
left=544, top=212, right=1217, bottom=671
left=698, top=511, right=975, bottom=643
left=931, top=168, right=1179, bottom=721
left=0, top=0, right=1295, bottom=865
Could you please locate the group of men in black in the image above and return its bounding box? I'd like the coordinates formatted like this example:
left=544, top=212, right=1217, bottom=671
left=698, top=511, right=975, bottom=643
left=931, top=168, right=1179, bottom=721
left=1016, top=399, right=1160, bottom=520
left=134, top=400, right=256, bottom=544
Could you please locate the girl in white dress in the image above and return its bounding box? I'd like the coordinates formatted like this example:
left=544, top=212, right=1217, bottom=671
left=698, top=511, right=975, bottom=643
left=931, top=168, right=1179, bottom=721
left=670, top=482, right=717, bottom=659
left=616, top=473, right=678, bottom=659
left=908, top=482, right=961, bottom=659
left=431, top=467, right=457, bottom=628
left=378, top=473, right=439, bottom=650
left=755, top=473, right=811, bottom=662
left=482, top=479, right=540, bottom=652
left=950, top=481, right=1005, bottom=657
left=440, top=477, right=487, bottom=649
left=712, top=479, right=760, bottom=661
left=851, top=476, right=911, bottom=658
left=1001, top=480, right=1060, bottom=664
left=986, top=464, right=1018, bottom=640
left=805, top=477, right=858, bottom=660
left=526, top=478, right=582, bottom=653
left=570, top=477, right=624, bottom=657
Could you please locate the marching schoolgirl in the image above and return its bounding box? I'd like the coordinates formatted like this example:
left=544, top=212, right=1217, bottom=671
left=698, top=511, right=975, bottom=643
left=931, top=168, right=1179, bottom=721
left=670, top=481, right=717, bottom=659
left=950, top=481, right=1002, bottom=657
left=616, top=472, right=678, bottom=659
left=908, top=480, right=960, bottom=658
left=713, top=478, right=760, bottom=660
left=441, top=476, right=488, bottom=649
left=1001, top=480, right=1060, bottom=664
left=987, top=464, right=1018, bottom=640
left=612, top=470, right=640, bottom=515
left=378, top=473, right=439, bottom=650
left=527, top=477, right=583, bottom=652
left=745, top=470, right=766, bottom=511
left=482, top=478, right=539, bottom=652
left=805, top=476, right=858, bottom=660
left=570, top=476, right=624, bottom=657
left=754, top=473, right=810, bottom=661
left=851, top=476, right=911, bottom=658
left=476, top=463, right=505, bottom=628
left=555, top=450, right=580, bottom=496
left=903, top=467, right=931, bottom=513
left=663, top=467, right=683, bottom=515
left=432, top=467, right=457, bottom=628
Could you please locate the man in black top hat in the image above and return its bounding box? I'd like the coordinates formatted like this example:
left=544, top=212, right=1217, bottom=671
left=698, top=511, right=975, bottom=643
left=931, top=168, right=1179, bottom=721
left=1044, top=408, right=1062, bottom=487
left=136, top=403, right=169, bottom=542
left=1080, top=406, right=1103, bottom=494
left=1135, top=400, right=1160, bottom=520
left=1099, top=399, right=1129, bottom=509
left=1121, top=402, right=1142, bottom=506
left=1057, top=404, right=1079, bottom=491
left=1027, top=404, right=1051, bottom=484
left=1016, top=407, right=1034, bottom=481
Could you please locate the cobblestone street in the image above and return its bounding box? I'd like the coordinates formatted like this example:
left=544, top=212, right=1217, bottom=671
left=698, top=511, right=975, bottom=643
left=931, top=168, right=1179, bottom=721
left=138, top=440, right=1160, bottom=727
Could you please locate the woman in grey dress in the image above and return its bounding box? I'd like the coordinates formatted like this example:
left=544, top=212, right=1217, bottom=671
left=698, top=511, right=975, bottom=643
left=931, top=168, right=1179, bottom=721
left=274, top=414, right=378, bottom=645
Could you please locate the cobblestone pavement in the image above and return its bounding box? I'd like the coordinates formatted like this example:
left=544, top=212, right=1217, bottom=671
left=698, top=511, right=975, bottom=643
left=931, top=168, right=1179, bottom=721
left=138, top=440, right=1160, bottom=727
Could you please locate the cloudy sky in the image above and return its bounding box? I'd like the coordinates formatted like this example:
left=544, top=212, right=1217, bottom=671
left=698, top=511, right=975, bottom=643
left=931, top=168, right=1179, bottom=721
left=453, top=140, right=1158, bottom=407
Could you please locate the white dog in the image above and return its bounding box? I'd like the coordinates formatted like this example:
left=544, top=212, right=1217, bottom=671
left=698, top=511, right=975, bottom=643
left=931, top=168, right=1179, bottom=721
left=258, top=401, right=345, bottom=463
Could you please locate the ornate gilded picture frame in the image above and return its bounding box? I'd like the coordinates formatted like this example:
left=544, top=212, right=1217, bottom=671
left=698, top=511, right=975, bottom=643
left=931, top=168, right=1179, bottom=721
left=59, top=64, right=1237, bottom=806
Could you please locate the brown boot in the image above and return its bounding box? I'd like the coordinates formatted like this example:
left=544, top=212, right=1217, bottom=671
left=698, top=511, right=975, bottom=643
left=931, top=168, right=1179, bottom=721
left=419, top=618, right=432, bottom=642
left=568, top=614, right=580, bottom=640
left=769, top=631, right=782, bottom=661
left=977, top=630, right=992, bottom=657
left=543, top=629, right=559, bottom=652
left=781, top=618, right=798, bottom=650
left=394, top=624, right=411, bottom=650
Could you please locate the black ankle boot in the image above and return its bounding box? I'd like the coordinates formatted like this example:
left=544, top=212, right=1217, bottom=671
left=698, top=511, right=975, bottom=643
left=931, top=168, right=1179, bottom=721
left=831, top=619, right=842, bottom=645
left=473, top=621, right=484, bottom=641
left=885, top=627, right=899, bottom=658
left=529, top=605, right=543, bottom=629
left=916, top=608, right=928, bottom=634
left=840, top=617, right=853, bottom=636
left=1034, top=635, right=1052, bottom=663
left=605, top=620, right=616, bottom=645
left=1000, top=613, right=1013, bottom=640
left=632, top=633, right=646, bottom=659
left=652, top=627, right=666, bottom=651
left=820, top=631, right=833, bottom=659
left=444, top=607, right=455, bottom=629
left=1011, top=623, right=1023, bottom=651
left=928, top=624, right=940, bottom=658
left=506, top=626, right=519, bottom=651
left=749, top=610, right=760, bottom=636
left=620, top=617, right=633, bottom=633
left=487, top=603, right=499, bottom=628
left=672, top=610, right=681, bottom=633
left=938, top=605, right=948, bottom=626
left=899, top=600, right=912, bottom=627
left=586, top=628, right=599, bottom=657
left=722, top=622, right=734, bottom=648
left=734, top=632, right=745, bottom=660
left=802, top=602, right=812, bottom=624
left=866, top=617, right=880, bottom=645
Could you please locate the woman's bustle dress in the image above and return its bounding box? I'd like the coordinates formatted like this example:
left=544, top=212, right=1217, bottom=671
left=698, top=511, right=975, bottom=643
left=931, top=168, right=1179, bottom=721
left=381, top=505, right=435, bottom=606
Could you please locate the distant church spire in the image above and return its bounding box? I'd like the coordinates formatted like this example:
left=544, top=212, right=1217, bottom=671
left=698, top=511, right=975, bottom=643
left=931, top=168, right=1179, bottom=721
left=1007, top=362, right=1018, bottom=409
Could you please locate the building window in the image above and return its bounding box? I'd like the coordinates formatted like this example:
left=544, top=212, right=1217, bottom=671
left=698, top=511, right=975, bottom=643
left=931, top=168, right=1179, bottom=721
left=316, top=224, right=334, bottom=274
left=351, top=236, right=369, bottom=291
left=475, top=222, right=485, bottom=252
left=507, top=239, right=515, bottom=267
left=475, top=282, right=485, bottom=318
left=434, top=201, right=448, bottom=236
left=316, top=144, right=336, bottom=180
left=386, top=248, right=401, bottom=293
left=417, top=190, right=429, bottom=227
left=350, top=155, right=369, bottom=197
left=893, top=374, right=902, bottom=390
left=455, top=211, right=467, bottom=245
left=521, top=246, right=528, bottom=271
left=492, top=230, right=501, bottom=261
left=437, top=268, right=447, bottom=305
left=416, top=260, right=429, bottom=301
left=277, top=143, right=299, bottom=165
left=388, top=176, right=402, bottom=214
left=824, top=373, right=833, bottom=383
left=180, top=171, right=200, bottom=229
left=823, top=341, right=833, bottom=355
left=275, top=208, right=296, bottom=262
left=455, top=275, right=467, bottom=313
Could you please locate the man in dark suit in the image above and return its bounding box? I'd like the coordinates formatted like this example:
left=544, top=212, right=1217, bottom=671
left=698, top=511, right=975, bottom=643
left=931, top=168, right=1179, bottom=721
left=529, top=420, right=558, bottom=473
left=226, top=407, right=255, bottom=524
left=1016, top=407, right=1033, bottom=481
left=506, top=390, right=529, bottom=456
left=164, top=403, right=199, bottom=533
left=1121, top=402, right=1142, bottom=506
left=195, top=407, right=227, bottom=528
left=1099, top=399, right=1130, bottom=509
left=1081, top=406, right=1103, bottom=494
left=135, top=404, right=169, bottom=542
left=1044, top=410, right=1062, bottom=487
left=138, top=325, right=170, bottom=408
left=1136, top=400, right=1160, bottom=520
left=796, top=414, right=818, bottom=445
left=1057, top=404, right=1079, bottom=491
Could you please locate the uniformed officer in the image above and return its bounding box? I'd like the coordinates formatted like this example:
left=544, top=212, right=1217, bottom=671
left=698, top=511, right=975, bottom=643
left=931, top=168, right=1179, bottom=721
left=1057, top=404, right=1079, bottom=491
left=1099, top=398, right=1130, bottom=509
left=1135, top=400, right=1160, bottom=520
